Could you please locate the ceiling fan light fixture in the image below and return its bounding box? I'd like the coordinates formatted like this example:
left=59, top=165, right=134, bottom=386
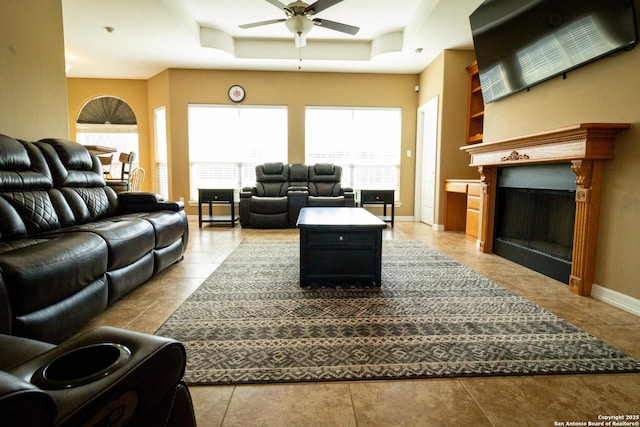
left=285, top=15, right=314, bottom=47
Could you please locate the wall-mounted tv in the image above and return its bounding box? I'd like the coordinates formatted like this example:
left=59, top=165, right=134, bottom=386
left=469, top=0, right=638, bottom=104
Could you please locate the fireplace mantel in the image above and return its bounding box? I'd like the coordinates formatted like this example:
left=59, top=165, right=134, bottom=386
left=460, top=123, right=630, bottom=296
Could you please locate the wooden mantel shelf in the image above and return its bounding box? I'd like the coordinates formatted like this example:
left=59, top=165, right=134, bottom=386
left=460, top=123, right=630, bottom=167
left=460, top=123, right=630, bottom=297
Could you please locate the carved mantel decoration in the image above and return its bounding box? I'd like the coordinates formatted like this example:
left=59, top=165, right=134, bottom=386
left=461, top=123, right=630, bottom=296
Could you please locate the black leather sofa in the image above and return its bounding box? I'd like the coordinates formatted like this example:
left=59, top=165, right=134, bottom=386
left=0, top=326, right=196, bottom=426
left=239, top=162, right=355, bottom=228
left=0, top=135, right=189, bottom=344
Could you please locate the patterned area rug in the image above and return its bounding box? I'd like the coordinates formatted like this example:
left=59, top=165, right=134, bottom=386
left=156, top=240, right=640, bottom=385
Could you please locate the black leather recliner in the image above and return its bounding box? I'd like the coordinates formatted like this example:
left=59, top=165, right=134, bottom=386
left=239, top=162, right=292, bottom=228
left=0, top=326, right=196, bottom=426
left=239, top=162, right=355, bottom=228
left=307, top=163, right=352, bottom=206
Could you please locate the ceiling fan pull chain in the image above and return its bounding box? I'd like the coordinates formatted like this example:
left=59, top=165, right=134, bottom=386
left=298, top=48, right=303, bottom=70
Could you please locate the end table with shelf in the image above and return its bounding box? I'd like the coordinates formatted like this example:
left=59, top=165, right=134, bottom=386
left=198, top=188, right=239, bottom=228
left=359, top=189, right=395, bottom=227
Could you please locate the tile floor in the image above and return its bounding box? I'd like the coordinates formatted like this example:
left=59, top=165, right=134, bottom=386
left=82, top=220, right=640, bottom=427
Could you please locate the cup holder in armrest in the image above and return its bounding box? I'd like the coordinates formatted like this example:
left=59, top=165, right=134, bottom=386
left=32, top=343, right=131, bottom=390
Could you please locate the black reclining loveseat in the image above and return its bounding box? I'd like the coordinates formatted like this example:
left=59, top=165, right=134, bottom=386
left=0, top=135, right=189, bottom=344
left=239, top=162, right=355, bottom=228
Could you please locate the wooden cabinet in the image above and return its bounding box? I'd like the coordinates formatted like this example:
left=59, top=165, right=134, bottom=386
left=466, top=61, right=484, bottom=144
left=465, top=182, right=481, bottom=240
left=444, top=180, right=481, bottom=241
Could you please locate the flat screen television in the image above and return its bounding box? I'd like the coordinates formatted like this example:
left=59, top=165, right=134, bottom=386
left=469, top=0, right=638, bottom=103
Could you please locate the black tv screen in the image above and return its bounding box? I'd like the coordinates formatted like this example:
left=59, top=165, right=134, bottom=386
left=470, top=0, right=638, bottom=103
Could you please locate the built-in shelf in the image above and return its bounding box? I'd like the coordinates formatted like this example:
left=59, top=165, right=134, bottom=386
left=465, top=61, right=484, bottom=144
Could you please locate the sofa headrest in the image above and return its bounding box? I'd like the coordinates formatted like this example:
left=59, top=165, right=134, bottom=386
left=0, top=135, right=30, bottom=170
left=0, top=135, right=52, bottom=190
left=36, top=139, right=104, bottom=188
left=38, top=138, right=93, bottom=171
left=289, top=163, right=308, bottom=182
left=263, top=162, right=284, bottom=174
left=313, top=163, right=335, bottom=175
left=256, top=163, right=288, bottom=183
left=309, top=163, right=341, bottom=183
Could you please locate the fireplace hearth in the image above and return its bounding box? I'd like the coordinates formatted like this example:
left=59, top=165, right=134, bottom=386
left=461, top=123, right=630, bottom=296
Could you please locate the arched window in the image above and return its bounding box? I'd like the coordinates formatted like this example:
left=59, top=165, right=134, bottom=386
left=76, top=96, right=139, bottom=179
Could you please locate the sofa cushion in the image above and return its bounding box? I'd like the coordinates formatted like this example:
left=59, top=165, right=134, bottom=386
left=307, top=196, right=347, bottom=207
left=70, top=219, right=155, bottom=270
left=58, top=187, right=114, bottom=224
left=16, top=278, right=108, bottom=344
left=250, top=196, right=288, bottom=214
left=0, top=233, right=107, bottom=317
left=122, top=211, right=185, bottom=249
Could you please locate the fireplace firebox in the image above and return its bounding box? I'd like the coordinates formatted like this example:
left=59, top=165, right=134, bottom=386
left=494, top=164, right=576, bottom=283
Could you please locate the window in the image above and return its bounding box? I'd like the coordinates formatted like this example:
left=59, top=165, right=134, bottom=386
left=305, top=107, right=401, bottom=197
left=154, top=107, right=169, bottom=199
left=76, top=124, right=139, bottom=178
left=187, top=105, right=288, bottom=201
left=76, top=96, right=139, bottom=179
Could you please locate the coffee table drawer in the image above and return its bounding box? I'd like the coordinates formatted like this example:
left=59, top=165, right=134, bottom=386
left=307, top=230, right=376, bottom=246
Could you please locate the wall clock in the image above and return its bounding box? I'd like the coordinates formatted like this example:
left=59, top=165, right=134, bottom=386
left=228, top=85, right=245, bottom=103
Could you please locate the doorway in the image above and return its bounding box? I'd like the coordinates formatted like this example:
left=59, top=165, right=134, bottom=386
left=415, top=96, right=439, bottom=225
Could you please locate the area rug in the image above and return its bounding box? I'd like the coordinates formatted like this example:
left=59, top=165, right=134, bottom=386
left=156, top=240, right=640, bottom=385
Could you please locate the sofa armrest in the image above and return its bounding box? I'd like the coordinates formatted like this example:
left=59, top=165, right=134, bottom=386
left=8, top=326, right=195, bottom=427
left=118, top=192, right=184, bottom=213
left=240, top=187, right=256, bottom=198
left=343, top=187, right=355, bottom=198
left=0, top=371, right=56, bottom=427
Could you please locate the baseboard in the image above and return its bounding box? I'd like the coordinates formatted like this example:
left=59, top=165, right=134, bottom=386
left=591, top=284, right=640, bottom=316
left=432, top=224, right=444, bottom=231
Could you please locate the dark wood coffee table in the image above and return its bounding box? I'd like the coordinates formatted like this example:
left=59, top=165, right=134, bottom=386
left=296, top=207, right=386, bottom=287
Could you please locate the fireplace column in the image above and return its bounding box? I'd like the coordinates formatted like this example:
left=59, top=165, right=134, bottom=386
left=478, top=165, right=496, bottom=253
left=569, top=160, right=603, bottom=296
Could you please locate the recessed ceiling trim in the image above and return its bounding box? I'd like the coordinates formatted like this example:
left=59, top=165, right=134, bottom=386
left=371, top=31, right=404, bottom=57
left=200, top=27, right=235, bottom=55
left=234, top=39, right=371, bottom=61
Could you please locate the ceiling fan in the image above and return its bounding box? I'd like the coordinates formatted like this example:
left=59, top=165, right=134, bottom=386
left=240, top=0, right=359, bottom=48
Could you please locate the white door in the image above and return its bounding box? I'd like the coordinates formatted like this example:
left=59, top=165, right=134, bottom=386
left=420, top=97, right=438, bottom=225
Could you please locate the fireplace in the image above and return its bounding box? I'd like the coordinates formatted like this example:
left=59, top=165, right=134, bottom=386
left=494, top=164, right=576, bottom=283
left=461, top=123, right=630, bottom=296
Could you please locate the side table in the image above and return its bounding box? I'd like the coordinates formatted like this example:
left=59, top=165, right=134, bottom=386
left=198, top=188, right=239, bottom=228
left=360, top=189, right=395, bottom=227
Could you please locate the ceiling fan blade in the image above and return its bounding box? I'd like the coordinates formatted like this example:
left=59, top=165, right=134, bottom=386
left=239, top=18, right=286, bottom=29
left=313, top=18, right=359, bottom=35
left=305, top=0, right=343, bottom=15
left=263, top=0, right=290, bottom=12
